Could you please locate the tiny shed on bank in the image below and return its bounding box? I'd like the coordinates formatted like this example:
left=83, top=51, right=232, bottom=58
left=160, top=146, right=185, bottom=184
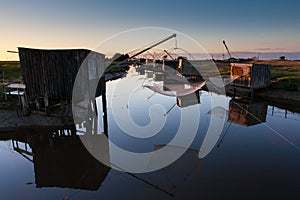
left=228, top=63, right=271, bottom=97
left=230, top=63, right=271, bottom=89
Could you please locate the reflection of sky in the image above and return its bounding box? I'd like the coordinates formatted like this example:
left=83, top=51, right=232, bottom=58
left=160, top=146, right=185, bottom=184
left=1, top=0, right=300, bottom=60
left=102, top=68, right=185, bottom=152
left=1, top=76, right=300, bottom=199
left=99, top=67, right=300, bottom=156
left=0, top=141, right=75, bottom=199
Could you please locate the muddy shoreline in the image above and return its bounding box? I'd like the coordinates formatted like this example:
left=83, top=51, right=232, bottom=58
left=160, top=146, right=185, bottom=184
left=0, top=109, right=66, bottom=129
left=256, top=88, right=300, bottom=104
left=1, top=88, right=299, bottom=131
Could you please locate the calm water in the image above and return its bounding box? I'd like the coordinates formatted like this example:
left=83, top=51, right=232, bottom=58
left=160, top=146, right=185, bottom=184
left=1, top=67, right=300, bottom=199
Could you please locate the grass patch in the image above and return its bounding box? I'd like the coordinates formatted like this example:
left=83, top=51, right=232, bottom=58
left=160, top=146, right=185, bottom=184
left=214, top=60, right=300, bottom=91
left=195, top=61, right=230, bottom=77
left=0, top=61, right=22, bottom=82
left=271, top=77, right=300, bottom=91
left=268, top=63, right=300, bottom=91
left=0, top=61, right=22, bottom=104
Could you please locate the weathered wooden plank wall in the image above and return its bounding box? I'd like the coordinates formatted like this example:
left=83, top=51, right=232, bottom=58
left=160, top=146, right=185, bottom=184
left=250, top=64, right=271, bottom=89
left=230, top=63, right=271, bottom=89
left=18, top=47, right=105, bottom=102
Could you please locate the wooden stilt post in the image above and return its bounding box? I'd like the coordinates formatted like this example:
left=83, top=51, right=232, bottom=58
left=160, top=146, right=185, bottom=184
left=44, top=96, right=49, bottom=116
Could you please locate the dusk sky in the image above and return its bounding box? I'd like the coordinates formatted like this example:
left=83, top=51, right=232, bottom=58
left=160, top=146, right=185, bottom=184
left=0, top=0, right=299, bottom=60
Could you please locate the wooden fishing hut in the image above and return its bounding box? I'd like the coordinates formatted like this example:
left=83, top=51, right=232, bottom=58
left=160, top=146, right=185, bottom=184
left=163, top=60, right=179, bottom=71
left=18, top=47, right=105, bottom=119
left=179, top=57, right=201, bottom=77
left=163, top=58, right=203, bottom=82
left=229, top=63, right=271, bottom=97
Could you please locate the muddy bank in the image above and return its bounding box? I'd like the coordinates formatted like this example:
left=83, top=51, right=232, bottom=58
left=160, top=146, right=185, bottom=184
left=1, top=88, right=299, bottom=130
left=256, top=89, right=300, bottom=106
left=0, top=109, right=66, bottom=129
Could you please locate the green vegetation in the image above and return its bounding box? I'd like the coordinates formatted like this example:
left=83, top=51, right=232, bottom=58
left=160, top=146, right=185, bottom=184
left=0, top=61, right=21, bottom=82
left=258, top=61, right=300, bottom=91
left=215, top=60, right=300, bottom=91
left=196, top=61, right=230, bottom=77
left=270, top=76, right=300, bottom=91
left=0, top=61, right=21, bottom=108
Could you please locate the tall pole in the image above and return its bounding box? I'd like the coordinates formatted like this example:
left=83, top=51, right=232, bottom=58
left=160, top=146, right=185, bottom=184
left=223, top=40, right=232, bottom=58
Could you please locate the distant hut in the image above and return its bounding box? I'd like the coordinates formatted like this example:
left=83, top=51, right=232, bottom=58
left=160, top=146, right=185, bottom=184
left=163, top=60, right=178, bottom=71
left=18, top=47, right=105, bottom=115
left=179, top=57, right=201, bottom=77
left=230, top=63, right=271, bottom=89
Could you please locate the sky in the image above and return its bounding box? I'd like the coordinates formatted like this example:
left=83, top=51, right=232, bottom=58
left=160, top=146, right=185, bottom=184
left=0, top=0, right=299, bottom=60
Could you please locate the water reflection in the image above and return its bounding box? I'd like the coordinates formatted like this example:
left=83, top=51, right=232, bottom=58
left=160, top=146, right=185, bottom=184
left=6, top=127, right=110, bottom=191
left=228, top=98, right=268, bottom=127
left=1, top=65, right=300, bottom=199
left=177, top=90, right=200, bottom=108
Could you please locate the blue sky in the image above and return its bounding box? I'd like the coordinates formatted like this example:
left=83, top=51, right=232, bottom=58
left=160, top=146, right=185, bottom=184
left=0, top=0, right=299, bottom=60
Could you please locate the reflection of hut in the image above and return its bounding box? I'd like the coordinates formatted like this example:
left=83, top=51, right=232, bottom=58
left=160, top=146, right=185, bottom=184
left=177, top=90, right=200, bottom=107
left=6, top=126, right=110, bottom=191
left=227, top=98, right=267, bottom=127
left=31, top=134, right=110, bottom=190
left=230, top=63, right=271, bottom=89
left=18, top=47, right=105, bottom=114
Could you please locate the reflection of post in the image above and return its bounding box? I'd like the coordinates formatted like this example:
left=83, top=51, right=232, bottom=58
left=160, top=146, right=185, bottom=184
left=285, top=109, right=288, bottom=119
left=86, top=101, right=92, bottom=135
left=100, top=76, right=108, bottom=137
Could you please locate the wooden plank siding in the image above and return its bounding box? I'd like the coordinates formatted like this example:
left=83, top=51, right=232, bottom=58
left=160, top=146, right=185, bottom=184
left=18, top=47, right=105, bottom=102
left=230, top=63, right=271, bottom=89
